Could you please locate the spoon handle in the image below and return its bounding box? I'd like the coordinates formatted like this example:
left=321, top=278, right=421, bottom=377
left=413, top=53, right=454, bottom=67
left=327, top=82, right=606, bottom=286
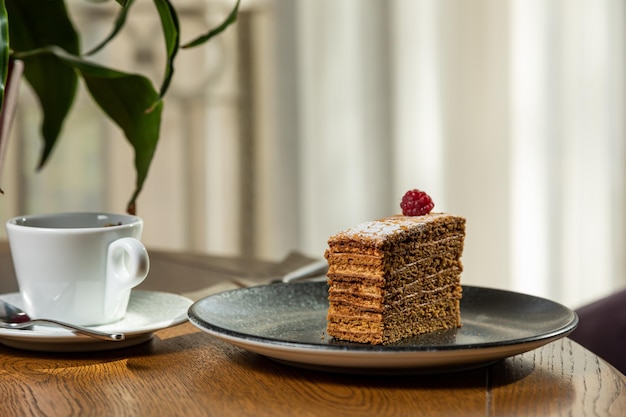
left=0, top=320, right=125, bottom=341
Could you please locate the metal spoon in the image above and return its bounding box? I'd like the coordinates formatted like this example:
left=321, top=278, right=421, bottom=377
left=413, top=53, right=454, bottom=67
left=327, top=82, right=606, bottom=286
left=0, top=299, right=125, bottom=341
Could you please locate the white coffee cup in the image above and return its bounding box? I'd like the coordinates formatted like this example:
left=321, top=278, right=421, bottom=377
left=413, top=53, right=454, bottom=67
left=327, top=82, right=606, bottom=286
left=6, top=212, right=150, bottom=326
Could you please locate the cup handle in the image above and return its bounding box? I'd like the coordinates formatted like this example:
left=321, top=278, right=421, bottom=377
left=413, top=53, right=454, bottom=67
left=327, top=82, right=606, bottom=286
left=105, top=237, right=150, bottom=321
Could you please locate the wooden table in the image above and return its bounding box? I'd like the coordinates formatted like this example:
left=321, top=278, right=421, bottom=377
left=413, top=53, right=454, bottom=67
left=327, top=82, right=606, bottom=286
left=1, top=242, right=625, bottom=417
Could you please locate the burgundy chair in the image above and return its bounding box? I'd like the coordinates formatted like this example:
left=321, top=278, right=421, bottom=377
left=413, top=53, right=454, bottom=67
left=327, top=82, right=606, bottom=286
left=569, top=288, right=626, bottom=375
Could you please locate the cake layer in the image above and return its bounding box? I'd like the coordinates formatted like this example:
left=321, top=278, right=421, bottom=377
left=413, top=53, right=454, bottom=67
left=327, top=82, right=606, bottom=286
left=327, top=214, right=466, bottom=251
left=327, top=255, right=463, bottom=286
left=327, top=298, right=462, bottom=345
left=328, top=269, right=462, bottom=312
left=326, top=235, right=464, bottom=277
left=328, top=281, right=462, bottom=314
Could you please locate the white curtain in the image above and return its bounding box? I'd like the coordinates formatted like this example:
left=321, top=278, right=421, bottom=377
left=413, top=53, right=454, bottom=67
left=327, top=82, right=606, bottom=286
left=259, top=0, right=626, bottom=308
left=1, top=0, right=624, bottom=309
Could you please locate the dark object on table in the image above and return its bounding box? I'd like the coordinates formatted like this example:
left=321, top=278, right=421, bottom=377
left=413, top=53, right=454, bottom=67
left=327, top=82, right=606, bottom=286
left=569, top=288, right=626, bottom=375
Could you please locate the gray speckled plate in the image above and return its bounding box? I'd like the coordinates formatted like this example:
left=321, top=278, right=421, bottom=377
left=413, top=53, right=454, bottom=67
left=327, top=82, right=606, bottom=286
left=188, top=283, right=578, bottom=374
left=0, top=290, right=192, bottom=352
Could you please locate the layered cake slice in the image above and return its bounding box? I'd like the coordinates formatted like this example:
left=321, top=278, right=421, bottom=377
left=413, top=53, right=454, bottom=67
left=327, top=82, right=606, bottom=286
left=325, top=190, right=466, bottom=345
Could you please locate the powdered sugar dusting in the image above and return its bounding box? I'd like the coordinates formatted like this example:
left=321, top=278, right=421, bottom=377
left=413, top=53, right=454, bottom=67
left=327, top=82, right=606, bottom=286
left=346, top=219, right=404, bottom=236
left=337, top=213, right=447, bottom=243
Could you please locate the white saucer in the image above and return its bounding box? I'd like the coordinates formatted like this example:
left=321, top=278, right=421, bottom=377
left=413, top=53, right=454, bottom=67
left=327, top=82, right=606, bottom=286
left=0, top=290, right=193, bottom=352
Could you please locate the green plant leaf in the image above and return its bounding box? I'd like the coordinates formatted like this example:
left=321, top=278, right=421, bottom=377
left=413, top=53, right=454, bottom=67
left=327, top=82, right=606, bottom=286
left=84, top=0, right=136, bottom=57
left=181, top=0, right=240, bottom=49
left=6, top=0, right=79, bottom=169
left=153, top=0, right=180, bottom=99
left=83, top=0, right=180, bottom=104
left=56, top=48, right=162, bottom=214
left=0, top=0, right=8, bottom=113
left=19, top=46, right=162, bottom=214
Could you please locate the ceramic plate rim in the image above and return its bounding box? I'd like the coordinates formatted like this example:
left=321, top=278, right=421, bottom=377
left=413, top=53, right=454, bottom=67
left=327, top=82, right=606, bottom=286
left=188, top=283, right=578, bottom=371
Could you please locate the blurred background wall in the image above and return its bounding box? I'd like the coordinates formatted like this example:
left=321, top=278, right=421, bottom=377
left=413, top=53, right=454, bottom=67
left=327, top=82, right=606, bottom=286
left=0, top=0, right=624, bottom=308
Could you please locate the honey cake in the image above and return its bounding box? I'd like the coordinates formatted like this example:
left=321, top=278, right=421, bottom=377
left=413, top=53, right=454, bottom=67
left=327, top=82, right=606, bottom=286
left=325, top=213, right=466, bottom=345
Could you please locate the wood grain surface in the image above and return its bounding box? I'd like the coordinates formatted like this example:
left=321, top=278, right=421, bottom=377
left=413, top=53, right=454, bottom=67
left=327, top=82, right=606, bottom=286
left=0, top=242, right=625, bottom=416
left=0, top=323, right=624, bottom=417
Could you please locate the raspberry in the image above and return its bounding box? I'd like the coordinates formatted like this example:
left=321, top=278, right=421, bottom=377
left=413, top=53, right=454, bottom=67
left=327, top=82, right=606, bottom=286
left=400, top=189, right=434, bottom=216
